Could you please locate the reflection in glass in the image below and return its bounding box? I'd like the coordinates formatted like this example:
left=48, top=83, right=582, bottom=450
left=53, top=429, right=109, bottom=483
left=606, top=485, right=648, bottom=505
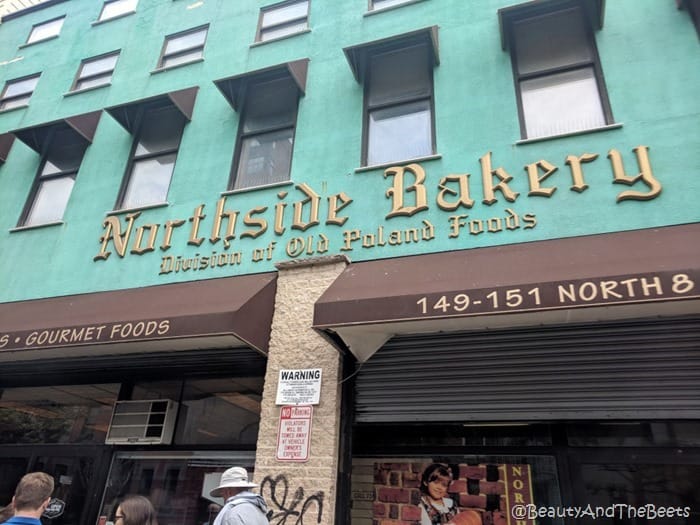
left=99, top=0, right=138, bottom=22
left=100, top=452, right=255, bottom=525
left=521, top=67, right=605, bottom=139
left=368, top=100, right=432, bottom=166
left=259, top=1, right=308, bottom=42
left=27, top=17, right=64, bottom=44
left=235, top=130, right=293, bottom=190
left=122, top=154, right=175, bottom=208
left=25, top=176, right=75, bottom=225
left=0, top=384, right=119, bottom=444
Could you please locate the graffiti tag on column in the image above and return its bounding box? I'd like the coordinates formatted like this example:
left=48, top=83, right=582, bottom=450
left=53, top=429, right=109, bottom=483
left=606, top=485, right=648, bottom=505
left=261, top=474, right=324, bottom=525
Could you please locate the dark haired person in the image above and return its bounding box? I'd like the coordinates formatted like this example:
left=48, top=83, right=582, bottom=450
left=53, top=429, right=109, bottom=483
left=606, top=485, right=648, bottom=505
left=114, top=496, right=158, bottom=525
left=419, top=464, right=481, bottom=525
left=3, top=473, right=54, bottom=525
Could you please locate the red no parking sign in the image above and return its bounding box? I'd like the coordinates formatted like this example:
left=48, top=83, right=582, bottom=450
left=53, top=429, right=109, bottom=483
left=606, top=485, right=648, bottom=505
left=276, top=405, right=313, bottom=462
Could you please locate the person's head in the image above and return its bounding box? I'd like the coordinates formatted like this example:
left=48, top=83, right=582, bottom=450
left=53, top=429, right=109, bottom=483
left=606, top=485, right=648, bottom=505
left=115, top=496, right=158, bottom=525
left=420, top=463, right=454, bottom=501
left=12, top=472, right=54, bottom=515
left=209, top=467, right=258, bottom=501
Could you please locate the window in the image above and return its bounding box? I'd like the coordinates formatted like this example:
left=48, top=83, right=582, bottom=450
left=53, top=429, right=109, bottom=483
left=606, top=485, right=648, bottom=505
left=502, top=2, right=613, bottom=140
left=25, top=16, right=65, bottom=45
left=344, top=28, right=438, bottom=167
left=680, top=0, right=700, bottom=37
left=117, top=101, right=187, bottom=209
left=256, top=0, right=309, bottom=43
left=71, top=52, right=119, bottom=92
left=158, top=25, right=208, bottom=69
left=98, top=0, right=137, bottom=22
left=18, top=126, right=89, bottom=226
left=0, top=74, right=40, bottom=111
left=215, top=62, right=307, bottom=191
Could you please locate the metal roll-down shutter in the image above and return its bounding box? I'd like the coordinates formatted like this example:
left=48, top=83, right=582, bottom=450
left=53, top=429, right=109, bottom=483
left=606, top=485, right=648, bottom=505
left=354, top=316, right=700, bottom=423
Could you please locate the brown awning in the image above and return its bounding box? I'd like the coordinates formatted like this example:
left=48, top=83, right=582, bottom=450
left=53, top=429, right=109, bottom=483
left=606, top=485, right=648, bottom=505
left=314, top=224, right=700, bottom=361
left=0, top=273, right=276, bottom=362
left=11, top=110, right=102, bottom=153
left=106, top=86, right=199, bottom=133
left=343, top=26, right=440, bottom=83
left=214, top=59, right=309, bottom=112
left=498, top=0, right=605, bottom=51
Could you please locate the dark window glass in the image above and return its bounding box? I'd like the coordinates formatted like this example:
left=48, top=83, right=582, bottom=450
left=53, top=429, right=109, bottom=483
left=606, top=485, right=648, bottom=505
left=508, top=6, right=612, bottom=139
left=567, top=422, right=700, bottom=447
left=257, top=0, right=309, bottom=42
left=363, top=42, right=435, bottom=166
left=231, top=75, right=300, bottom=190
left=119, top=104, right=186, bottom=209
left=20, top=126, right=89, bottom=226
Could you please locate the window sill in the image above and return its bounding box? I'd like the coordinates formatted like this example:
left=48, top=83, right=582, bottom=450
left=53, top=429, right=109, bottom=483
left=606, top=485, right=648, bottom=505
left=151, top=57, right=204, bottom=75
left=221, top=180, right=294, bottom=196
left=364, top=0, right=428, bottom=17
left=91, top=11, right=136, bottom=27
left=515, top=123, right=624, bottom=146
left=355, top=153, right=442, bottom=173
left=250, top=28, right=311, bottom=48
left=10, top=221, right=64, bottom=233
left=19, top=35, right=60, bottom=49
left=107, top=202, right=170, bottom=216
left=0, top=104, right=29, bottom=114
left=64, top=83, right=111, bottom=97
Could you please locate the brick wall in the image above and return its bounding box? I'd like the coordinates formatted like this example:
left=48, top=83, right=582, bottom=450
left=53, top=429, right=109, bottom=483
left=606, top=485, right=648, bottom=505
left=372, top=462, right=516, bottom=525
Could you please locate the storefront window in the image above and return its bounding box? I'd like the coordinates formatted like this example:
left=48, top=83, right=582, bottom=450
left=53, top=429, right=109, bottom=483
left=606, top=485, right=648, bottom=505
left=99, top=452, right=255, bottom=525
left=578, top=463, right=700, bottom=524
left=0, top=384, right=119, bottom=444
left=130, top=377, right=263, bottom=445
left=351, top=456, right=562, bottom=525
left=567, top=422, right=700, bottom=447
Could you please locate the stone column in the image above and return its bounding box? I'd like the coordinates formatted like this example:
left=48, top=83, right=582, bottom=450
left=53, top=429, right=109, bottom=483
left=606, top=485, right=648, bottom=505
left=254, top=255, right=349, bottom=525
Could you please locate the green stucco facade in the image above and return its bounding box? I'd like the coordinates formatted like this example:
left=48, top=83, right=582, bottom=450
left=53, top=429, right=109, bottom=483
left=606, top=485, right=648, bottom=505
left=0, top=0, right=698, bottom=302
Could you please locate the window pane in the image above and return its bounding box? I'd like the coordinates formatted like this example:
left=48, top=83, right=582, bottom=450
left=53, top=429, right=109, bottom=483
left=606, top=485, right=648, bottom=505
left=0, top=95, right=31, bottom=110
left=243, top=77, right=298, bottom=133
left=259, top=20, right=308, bottom=42
left=368, top=100, right=432, bottom=165
left=161, top=49, right=203, bottom=69
left=372, top=0, right=413, bottom=10
left=0, top=384, right=118, bottom=443
left=368, top=44, right=431, bottom=106
left=514, top=8, right=592, bottom=75
left=165, top=29, right=207, bottom=55
left=235, top=129, right=293, bottom=189
left=122, top=154, right=175, bottom=208
left=27, top=17, right=64, bottom=44
left=76, top=73, right=112, bottom=91
left=521, top=67, right=605, bottom=139
left=135, top=106, right=185, bottom=156
left=99, top=0, right=138, bottom=21
left=3, top=76, right=39, bottom=98
left=25, top=176, right=75, bottom=225
left=80, top=54, right=118, bottom=78
left=175, top=377, right=263, bottom=445
left=261, top=1, right=308, bottom=28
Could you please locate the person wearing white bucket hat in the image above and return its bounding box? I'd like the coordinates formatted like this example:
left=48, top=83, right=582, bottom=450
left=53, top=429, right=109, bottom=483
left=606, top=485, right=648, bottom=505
left=210, top=467, right=269, bottom=525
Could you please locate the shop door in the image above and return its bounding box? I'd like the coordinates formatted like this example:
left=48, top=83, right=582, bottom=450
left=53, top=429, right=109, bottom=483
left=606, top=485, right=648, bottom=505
left=0, top=446, right=112, bottom=525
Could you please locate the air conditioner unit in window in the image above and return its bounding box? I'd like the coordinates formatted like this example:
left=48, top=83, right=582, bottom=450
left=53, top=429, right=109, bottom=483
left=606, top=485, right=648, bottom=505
left=105, top=399, right=178, bottom=445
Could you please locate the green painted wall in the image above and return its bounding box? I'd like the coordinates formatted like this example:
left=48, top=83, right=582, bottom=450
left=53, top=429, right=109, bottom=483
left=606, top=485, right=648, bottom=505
left=0, top=0, right=698, bottom=302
